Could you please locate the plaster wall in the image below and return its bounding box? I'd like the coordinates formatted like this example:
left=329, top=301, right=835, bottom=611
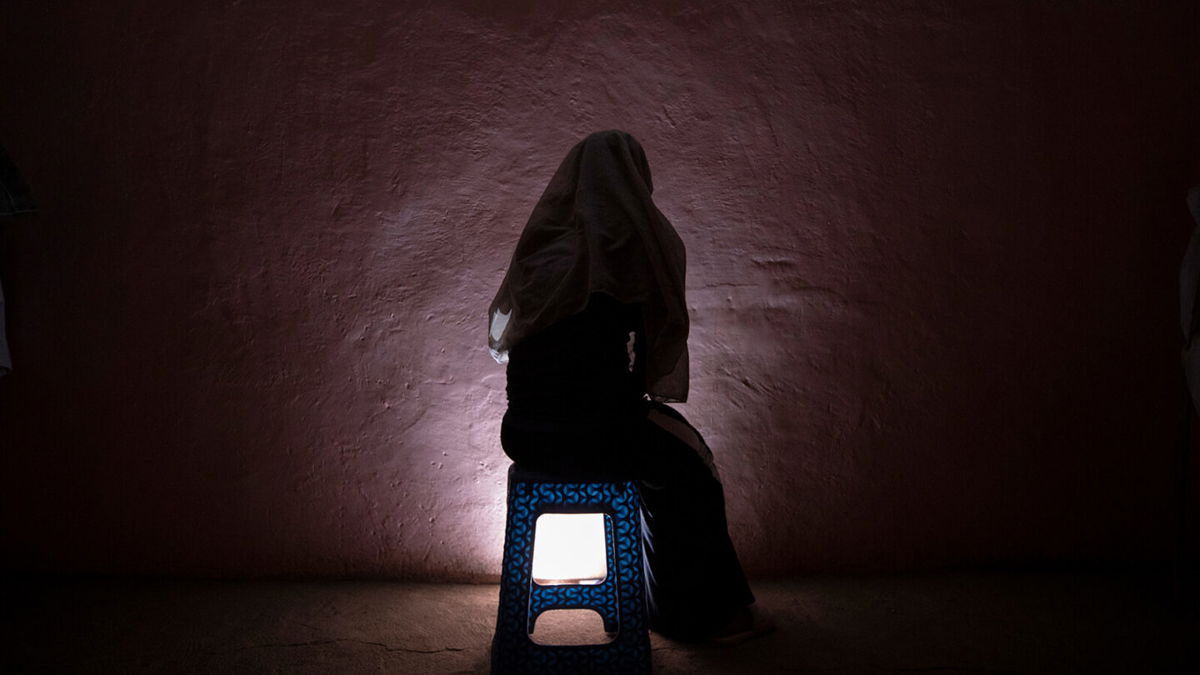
left=0, top=0, right=1196, bottom=579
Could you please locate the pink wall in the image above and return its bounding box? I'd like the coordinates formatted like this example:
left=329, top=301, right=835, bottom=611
left=0, top=0, right=1196, bottom=579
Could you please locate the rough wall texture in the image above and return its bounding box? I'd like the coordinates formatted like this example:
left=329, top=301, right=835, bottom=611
left=0, top=0, right=1196, bottom=579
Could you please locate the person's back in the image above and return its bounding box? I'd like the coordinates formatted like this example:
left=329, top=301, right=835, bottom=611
left=506, top=292, right=645, bottom=427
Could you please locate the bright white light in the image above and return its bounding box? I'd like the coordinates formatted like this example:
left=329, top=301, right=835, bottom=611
left=531, top=513, right=607, bottom=585
left=489, top=308, right=510, bottom=342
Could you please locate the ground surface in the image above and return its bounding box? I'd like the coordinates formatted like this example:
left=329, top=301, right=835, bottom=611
left=3, top=571, right=1197, bottom=673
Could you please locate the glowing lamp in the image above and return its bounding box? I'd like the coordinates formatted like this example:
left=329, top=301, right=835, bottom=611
left=532, top=513, right=608, bottom=585
left=492, top=467, right=650, bottom=673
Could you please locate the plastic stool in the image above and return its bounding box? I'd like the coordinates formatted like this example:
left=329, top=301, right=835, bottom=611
left=491, top=464, right=651, bottom=674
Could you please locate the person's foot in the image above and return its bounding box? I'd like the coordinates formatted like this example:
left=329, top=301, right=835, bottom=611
left=706, top=603, right=775, bottom=646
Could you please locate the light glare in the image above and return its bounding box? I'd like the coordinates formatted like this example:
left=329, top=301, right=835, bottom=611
left=531, top=513, right=607, bottom=585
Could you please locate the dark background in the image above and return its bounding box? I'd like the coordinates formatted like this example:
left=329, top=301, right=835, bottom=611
left=1, top=0, right=1197, bottom=580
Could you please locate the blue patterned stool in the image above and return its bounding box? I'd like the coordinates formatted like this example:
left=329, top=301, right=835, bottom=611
left=491, top=464, right=651, bottom=674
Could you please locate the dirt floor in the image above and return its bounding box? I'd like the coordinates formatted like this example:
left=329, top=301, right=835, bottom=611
left=3, top=570, right=1197, bottom=673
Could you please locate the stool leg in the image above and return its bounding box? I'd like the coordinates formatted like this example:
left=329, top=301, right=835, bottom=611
left=492, top=482, right=536, bottom=673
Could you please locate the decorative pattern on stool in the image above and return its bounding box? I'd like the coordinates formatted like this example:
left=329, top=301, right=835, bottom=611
left=492, top=465, right=651, bottom=674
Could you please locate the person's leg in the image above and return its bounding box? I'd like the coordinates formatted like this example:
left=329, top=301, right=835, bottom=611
left=631, top=404, right=756, bottom=641
left=501, top=406, right=765, bottom=641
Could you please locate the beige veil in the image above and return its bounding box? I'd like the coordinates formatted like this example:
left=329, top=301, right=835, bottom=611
left=488, top=130, right=689, bottom=402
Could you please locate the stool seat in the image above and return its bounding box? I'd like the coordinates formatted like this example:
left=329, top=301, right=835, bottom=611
left=492, top=464, right=651, bottom=674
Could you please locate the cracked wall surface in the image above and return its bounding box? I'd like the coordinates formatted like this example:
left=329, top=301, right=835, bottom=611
left=0, top=0, right=1197, bottom=578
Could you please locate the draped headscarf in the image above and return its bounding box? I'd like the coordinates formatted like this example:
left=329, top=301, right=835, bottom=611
left=488, top=130, right=689, bottom=402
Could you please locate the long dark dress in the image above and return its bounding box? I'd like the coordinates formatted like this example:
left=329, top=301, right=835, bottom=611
left=501, top=292, right=754, bottom=641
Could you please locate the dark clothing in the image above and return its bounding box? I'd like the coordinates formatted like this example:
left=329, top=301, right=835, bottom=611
left=506, top=293, right=646, bottom=428
left=501, top=293, right=754, bottom=640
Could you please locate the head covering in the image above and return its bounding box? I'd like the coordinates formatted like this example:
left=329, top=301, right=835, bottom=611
left=488, top=130, right=689, bottom=401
